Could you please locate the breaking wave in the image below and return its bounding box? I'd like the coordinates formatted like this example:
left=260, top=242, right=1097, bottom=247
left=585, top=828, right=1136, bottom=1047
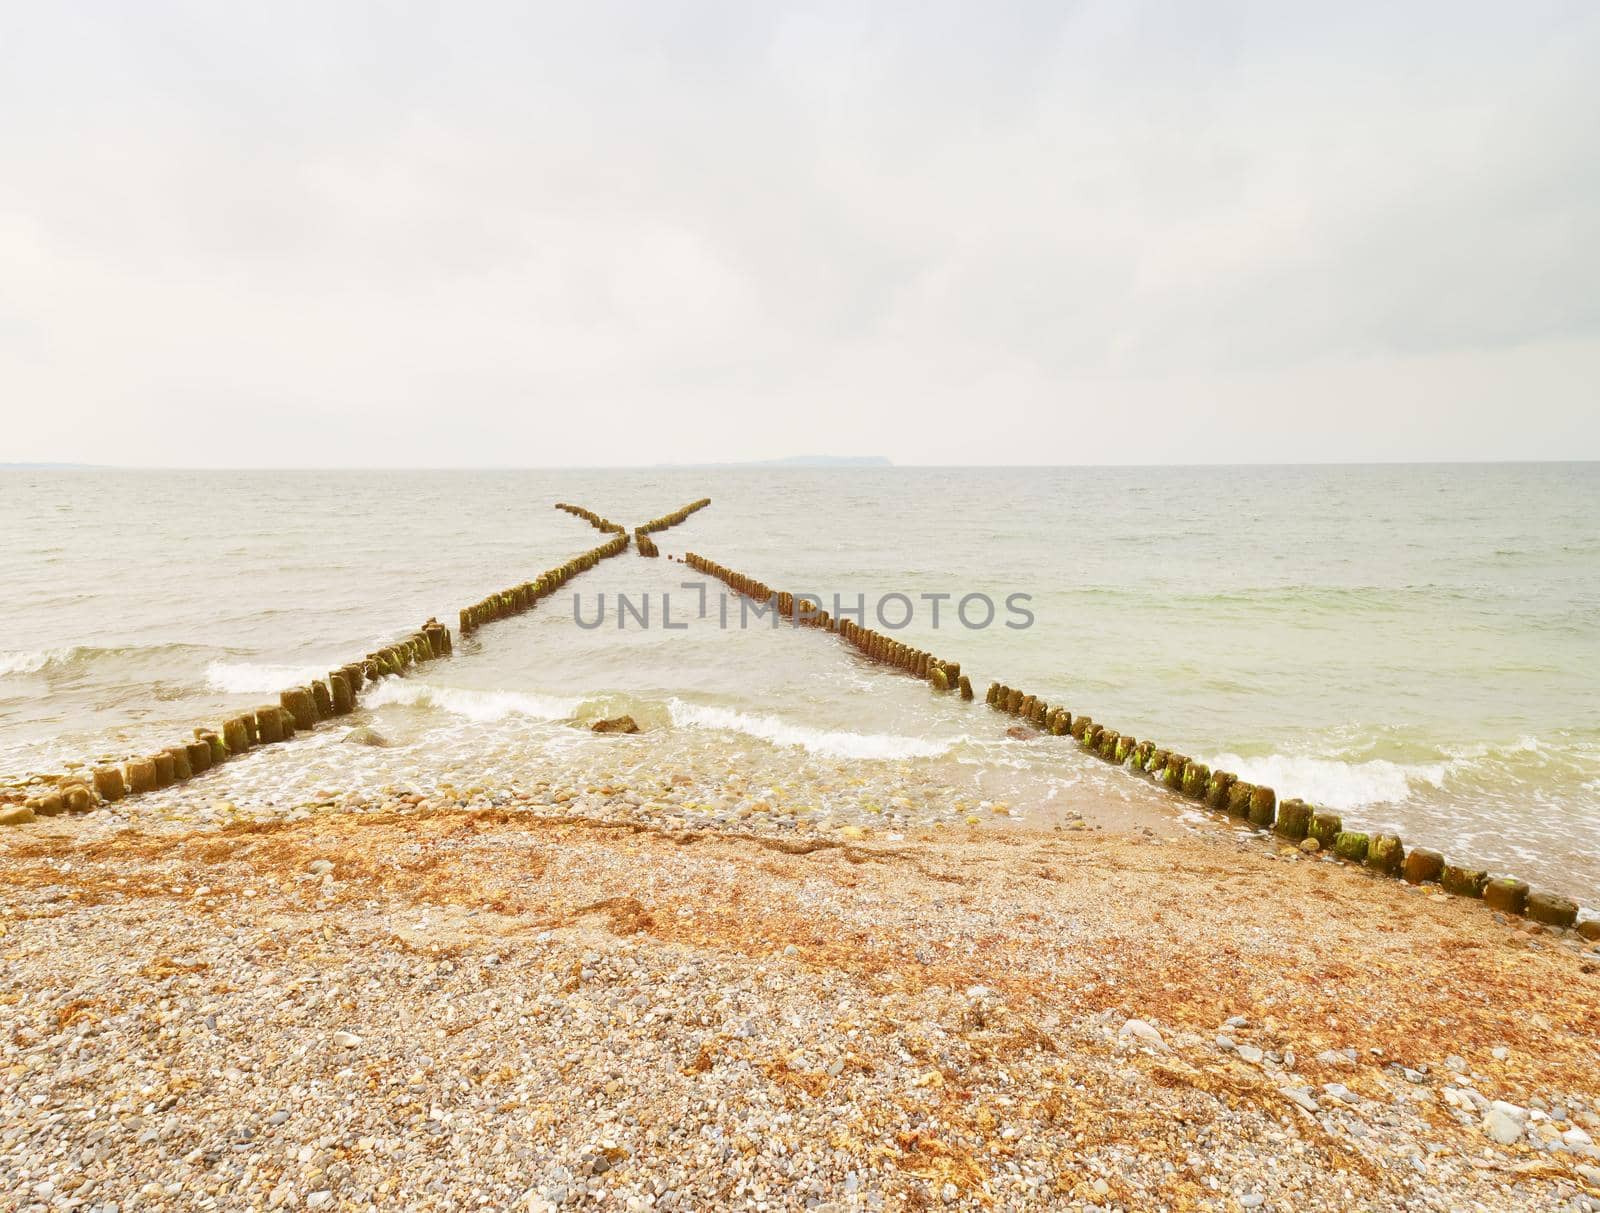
left=668, top=699, right=953, bottom=760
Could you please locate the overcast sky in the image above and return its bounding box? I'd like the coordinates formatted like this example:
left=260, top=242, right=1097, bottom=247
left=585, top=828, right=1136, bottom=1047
left=2, top=2, right=1597, bottom=467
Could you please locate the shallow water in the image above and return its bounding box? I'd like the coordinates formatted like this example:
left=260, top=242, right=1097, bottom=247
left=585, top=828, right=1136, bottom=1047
left=2, top=465, right=1597, bottom=899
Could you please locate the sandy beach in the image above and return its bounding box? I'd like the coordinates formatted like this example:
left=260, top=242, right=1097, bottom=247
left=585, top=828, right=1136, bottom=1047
left=4, top=777, right=1598, bottom=1212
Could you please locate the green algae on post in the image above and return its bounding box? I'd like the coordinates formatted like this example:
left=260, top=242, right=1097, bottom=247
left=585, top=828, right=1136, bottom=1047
left=1307, top=811, right=1341, bottom=849
left=1366, top=833, right=1405, bottom=876
left=1247, top=786, right=1276, bottom=829
left=1333, top=831, right=1370, bottom=863
left=1484, top=877, right=1529, bottom=915
left=1275, top=799, right=1312, bottom=841
left=1441, top=864, right=1488, bottom=898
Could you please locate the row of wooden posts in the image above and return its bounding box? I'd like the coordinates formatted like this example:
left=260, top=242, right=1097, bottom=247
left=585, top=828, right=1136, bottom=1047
left=982, top=682, right=1578, bottom=927
left=554, top=503, right=627, bottom=535
left=11, top=618, right=454, bottom=821
left=672, top=549, right=1584, bottom=934
left=637, top=498, right=711, bottom=534
left=682, top=551, right=978, bottom=697
left=6, top=519, right=657, bottom=824
left=459, top=533, right=630, bottom=637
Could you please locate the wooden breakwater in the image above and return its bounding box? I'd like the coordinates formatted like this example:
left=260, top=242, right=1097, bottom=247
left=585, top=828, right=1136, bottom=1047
left=554, top=503, right=627, bottom=534
left=683, top=553, right=973, bottom=700
left=459, top=532, right=629, bottom=636
left=1, top=531, right=634, bottom=825
left=674, top=550, right=1588, bottom=934
left=637, top=498, right=710, bottom=535
left=556, top=497, right=711, bottom=559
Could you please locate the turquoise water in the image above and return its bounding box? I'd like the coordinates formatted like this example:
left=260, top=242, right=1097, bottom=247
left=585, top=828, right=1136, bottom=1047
left=2, top=465, right=1596, bottom=899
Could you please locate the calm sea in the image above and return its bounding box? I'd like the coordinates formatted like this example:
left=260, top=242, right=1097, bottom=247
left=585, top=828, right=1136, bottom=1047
left=2, top=465, right=1596, bottom=901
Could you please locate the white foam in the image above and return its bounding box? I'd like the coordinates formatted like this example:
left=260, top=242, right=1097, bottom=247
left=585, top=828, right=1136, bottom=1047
left=1208, top=750, right=1448, bottom=810
left=668, top=699, right=952, bottom=761
left=362, top=679, right=581, bottom=723
left=0, top=648, right=68, bottom=676
left=204, top=661, right=332, bottom=693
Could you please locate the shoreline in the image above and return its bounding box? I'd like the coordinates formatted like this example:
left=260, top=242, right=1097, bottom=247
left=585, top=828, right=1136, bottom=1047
left=3, top=784, right=1599, bottom=1210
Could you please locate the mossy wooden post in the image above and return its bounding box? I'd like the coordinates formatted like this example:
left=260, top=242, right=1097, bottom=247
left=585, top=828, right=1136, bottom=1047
left=93, top=766, right=126, bottom=802
left=1180, top=760, right=1210, bottom=799
left=200, top=730, right=226, bottom=764
left=277, top=707, right=297, bottom=739
left=185, top=739, right=213, bottom=774
left=1366, top=833, right=1405, bottom=876
left=282, top=687, right=316, bottom=732
left=1484, top=877, right=1529, bottom=915
left=1145, top=748, right=1168, bottom=776
left=1006, top=689, right=1024, bottom=715
left=256, top=706, right=285, bottom=744
left=1052, top=710, right=1072, bottom=737
left=343, top=664, right=365, bottom=696
left=329, top=671, right=354, bottom=715
left=1114, top=735, right=1137, bottom=765
left=1098, top=729, right=1120, bottom=761
left=1210, top=772, right=1239, bottom=813
left=1403, top=848, right=1444, bottom=884
left=1132, top=739, right=1152, bottom=767
left=1333, top=831, right=1369, bottom=863
left=1308, top=810, right=1342, bottom=849
left=222, top=717, right=250, bottom=755
left=153, top=751, right=175, bottom=788
left=127, top=757, right=158, bottom=795
left=167, top=745, right=193, bottom=781
left=1248, top=786, right=1276, bottom=829
left=1275, top=799, right=1312, bottom=840
left=1526, top=892, right=1578, bottom=928
left=985, top=682, right=1000, bottom=707
left=1083, top=723, right=1104, bottom=753
left=311, top=680, right=333, bottom=720
left=958, top=675, right=973, bottom=701
left=930, top=666, right=949, bottom=692
left=1441, top=863, right=1488, bottom=898
left=65, top=784, right=96, bottom=812
left=1161, top=755, right=1188, bottom=791
left=1032, top=701, right=1049, bottom=729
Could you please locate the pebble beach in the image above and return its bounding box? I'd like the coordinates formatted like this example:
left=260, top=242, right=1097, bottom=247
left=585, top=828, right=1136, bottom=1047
left=4, top=752, right=1600, bottom=1212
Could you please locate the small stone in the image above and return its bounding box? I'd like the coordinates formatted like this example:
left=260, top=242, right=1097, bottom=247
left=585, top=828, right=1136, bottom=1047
left=307, top=860, right=334, bottom=876
left=941, top=1182, right=959, bottom=1203
left=1281, top=1086, right=1320, bottom=1113
left=1483, top=1107, right=1525, bottom=1145
left=1237, top=1045, right=1264, bottom=1064
left=332, top=1030, right=363, bottom=1048
left=1117, top=1018, right=1167, bottom=1052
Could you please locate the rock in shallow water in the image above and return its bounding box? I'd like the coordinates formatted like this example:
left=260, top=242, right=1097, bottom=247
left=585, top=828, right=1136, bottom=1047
left=342, top=727, right=389, bottom=747
left=591, top=716, right=640, bottom=735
